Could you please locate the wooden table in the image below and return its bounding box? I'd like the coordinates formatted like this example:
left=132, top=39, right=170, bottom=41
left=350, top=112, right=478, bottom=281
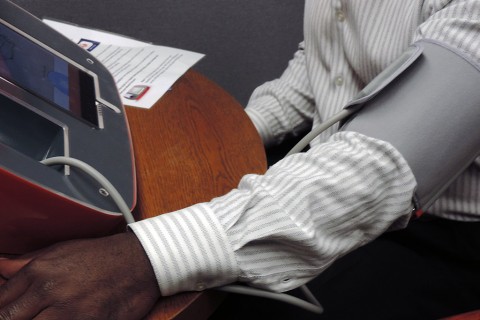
left=125, top=70, right=267, bottom=319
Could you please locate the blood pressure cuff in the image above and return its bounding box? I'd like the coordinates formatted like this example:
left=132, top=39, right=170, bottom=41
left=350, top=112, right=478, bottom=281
left=341, top=40, right=480, bottom=211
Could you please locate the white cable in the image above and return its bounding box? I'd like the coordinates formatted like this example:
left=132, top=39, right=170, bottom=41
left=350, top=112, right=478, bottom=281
left=286, top=108, right=356, bottom=156
left=217, top=284, right=323, bottom=314
left=40, top=156, right=136, bottom=224
left=300, top=284, right=322, bottom=307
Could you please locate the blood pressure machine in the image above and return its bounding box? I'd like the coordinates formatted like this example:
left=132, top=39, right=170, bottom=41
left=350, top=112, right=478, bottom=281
left=0, top=0, right=135, bottom=253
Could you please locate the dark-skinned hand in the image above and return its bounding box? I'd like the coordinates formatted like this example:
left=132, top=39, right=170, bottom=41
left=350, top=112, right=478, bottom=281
left=0, top=232, right=160, bottom=320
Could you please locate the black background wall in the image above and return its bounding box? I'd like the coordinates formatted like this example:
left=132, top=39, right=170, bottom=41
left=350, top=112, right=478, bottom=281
left=11, top=0, right=304, bottom=105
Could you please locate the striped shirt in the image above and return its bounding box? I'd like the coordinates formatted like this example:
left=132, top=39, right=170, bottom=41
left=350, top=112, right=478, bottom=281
left=130, top=0, right=480, bottom=296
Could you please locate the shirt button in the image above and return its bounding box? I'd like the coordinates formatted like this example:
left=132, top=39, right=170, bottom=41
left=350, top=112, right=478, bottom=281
left=336, top=9, right=346, bottom=22
left=335, top=76, right=344, bottom=86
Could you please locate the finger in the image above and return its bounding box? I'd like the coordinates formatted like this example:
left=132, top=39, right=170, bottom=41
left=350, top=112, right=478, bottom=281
left=0, top=258, right=32, bottom=279
left=0, top=292, right=47, bottom=320
left=0, top=247, right=51, bottom=280
left=0, top=271, right=30, bottom=308
left=33, top=307, right=86, bottom=320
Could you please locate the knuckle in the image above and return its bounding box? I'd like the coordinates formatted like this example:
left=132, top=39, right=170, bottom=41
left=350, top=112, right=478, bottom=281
left=33, top=279, right=58, bottom=300
left=20, top=262, right=58, bottom=297
left=0, top=312, right=11, bottom=320
left=40, top=279, right=57, bottom=293
left=0, top=304, right=20, bottom=320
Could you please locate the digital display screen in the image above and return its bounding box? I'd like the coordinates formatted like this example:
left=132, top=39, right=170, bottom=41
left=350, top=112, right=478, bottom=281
left=0, top=22, right=98, bottom=127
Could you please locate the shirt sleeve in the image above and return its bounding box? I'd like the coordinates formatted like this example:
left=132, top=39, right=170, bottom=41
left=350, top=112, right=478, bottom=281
left=245, top=41, right=316, bottom=147
left=130, top=131, right=417, bottom=295
left=415, top=0, right=480, bottom=64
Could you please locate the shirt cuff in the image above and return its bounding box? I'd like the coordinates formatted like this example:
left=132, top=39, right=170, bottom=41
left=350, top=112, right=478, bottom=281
left=129, top=203, right=239, bottom=296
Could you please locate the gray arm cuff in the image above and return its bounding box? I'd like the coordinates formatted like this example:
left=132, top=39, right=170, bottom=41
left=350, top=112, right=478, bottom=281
left=341, top=40, right=480, bottom=210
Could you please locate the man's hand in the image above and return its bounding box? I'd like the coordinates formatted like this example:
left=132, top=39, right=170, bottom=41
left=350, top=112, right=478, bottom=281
left=0, top=232, right=160, bottom=320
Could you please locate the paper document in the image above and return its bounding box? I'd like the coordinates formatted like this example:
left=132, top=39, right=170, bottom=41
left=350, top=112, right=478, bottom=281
left=43, top=19, right=205, bottom=109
